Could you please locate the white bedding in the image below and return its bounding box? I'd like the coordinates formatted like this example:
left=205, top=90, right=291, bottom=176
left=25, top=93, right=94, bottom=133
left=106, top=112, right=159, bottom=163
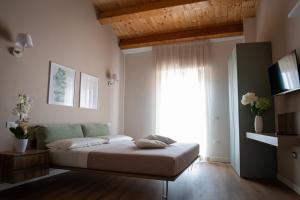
left=99, top=134, right=133, bottom=143
left=50, top=135, right=133, bottom=168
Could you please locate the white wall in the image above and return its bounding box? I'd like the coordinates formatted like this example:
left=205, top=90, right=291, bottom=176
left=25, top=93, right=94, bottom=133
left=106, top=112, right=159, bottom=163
left=124, top=39, right=242, bottom=161
left=243, top=17, right=257, bottom=43
left=256, top=0, right=300, bottom=193
left=124, top=51, right=156, bottom=139
left=0, top=0, right=124, bottom=150
left=257, top=0, right=300, bottom=61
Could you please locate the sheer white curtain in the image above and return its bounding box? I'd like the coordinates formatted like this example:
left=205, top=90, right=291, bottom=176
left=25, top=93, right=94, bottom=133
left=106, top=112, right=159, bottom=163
left=154, top=41, right=210, bottom=158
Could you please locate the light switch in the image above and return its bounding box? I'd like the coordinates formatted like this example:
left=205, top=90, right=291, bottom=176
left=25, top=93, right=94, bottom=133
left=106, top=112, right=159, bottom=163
left=6, top=121, right=17, bottom=129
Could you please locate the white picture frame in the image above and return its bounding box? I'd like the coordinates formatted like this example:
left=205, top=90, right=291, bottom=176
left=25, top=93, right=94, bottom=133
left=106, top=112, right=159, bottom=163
left=48, top=62, right=76, bottom=107
left=79, top=72, right=99, bottom=110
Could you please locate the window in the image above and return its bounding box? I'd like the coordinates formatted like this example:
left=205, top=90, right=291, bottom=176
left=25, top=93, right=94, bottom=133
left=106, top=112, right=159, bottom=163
left=155, top=42, right=208, bottom=158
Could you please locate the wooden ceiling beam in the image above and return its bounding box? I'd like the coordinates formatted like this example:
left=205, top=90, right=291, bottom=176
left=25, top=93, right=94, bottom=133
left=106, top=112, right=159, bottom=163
left=98, top=0, right=208, bottom=24
left=119, top=23, right=243, bottom=49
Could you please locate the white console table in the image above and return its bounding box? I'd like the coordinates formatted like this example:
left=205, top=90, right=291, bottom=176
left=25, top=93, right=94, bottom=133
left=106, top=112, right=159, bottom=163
left=246, top=132, right=300, bottom=147
left=246, top=132, right=278, bottom=146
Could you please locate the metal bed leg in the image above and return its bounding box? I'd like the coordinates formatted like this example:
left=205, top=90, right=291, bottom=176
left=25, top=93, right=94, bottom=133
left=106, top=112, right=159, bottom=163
left=162, top=180, right=168, bottom=200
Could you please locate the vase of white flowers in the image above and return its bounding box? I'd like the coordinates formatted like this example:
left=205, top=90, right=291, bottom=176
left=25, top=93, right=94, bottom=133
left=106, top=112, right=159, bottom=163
left=241, top=92, right=271, bottom=133
left=10, top=94, right=32, bottom=152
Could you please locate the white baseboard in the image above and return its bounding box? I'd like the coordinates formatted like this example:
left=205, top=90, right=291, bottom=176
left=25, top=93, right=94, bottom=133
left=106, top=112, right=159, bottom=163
left=208, top=156, right=230, bottom=163
left=0, top=168, right=68, bottom=191
left=277, top=174, right=300, bottom=195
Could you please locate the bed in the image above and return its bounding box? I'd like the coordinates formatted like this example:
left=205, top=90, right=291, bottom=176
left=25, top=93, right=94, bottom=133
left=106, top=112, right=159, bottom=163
left=31, top=124, right=199, bottom=199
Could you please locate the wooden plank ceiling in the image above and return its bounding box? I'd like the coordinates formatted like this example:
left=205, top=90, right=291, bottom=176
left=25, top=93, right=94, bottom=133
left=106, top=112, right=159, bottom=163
left=92, top=0, right=260, bottom=49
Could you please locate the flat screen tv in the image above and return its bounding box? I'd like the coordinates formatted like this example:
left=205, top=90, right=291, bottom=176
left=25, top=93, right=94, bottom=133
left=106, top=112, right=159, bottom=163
left=268, top=50, right=300, bottom=96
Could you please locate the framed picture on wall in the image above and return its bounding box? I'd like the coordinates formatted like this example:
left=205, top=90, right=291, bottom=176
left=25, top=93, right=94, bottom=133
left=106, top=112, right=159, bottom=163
left=79, top=72, right=99, bottom=110
left=48, top=62, right=76, bottom=107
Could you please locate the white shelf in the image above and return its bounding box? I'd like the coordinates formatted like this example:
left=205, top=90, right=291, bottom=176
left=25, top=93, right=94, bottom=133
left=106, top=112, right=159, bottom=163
left=288, top=0, right=300, bottom=18
left=246, top=132, right=278, bottom=146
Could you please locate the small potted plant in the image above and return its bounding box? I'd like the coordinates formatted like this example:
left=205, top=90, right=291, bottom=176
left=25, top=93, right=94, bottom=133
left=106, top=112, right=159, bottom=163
left=241, top=92, right=271, bottom=133
left=10, top=94, right=32, bottom=152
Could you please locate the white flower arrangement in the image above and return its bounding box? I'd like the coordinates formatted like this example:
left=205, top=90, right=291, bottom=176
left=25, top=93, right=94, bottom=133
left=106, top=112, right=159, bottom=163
left=241, top=92, right=271, bottom=116
left=12, top=94, right=32, bottom=121
left=241, top=92, right=258, bottom=106
left=10, top=94, right=33, bottom=139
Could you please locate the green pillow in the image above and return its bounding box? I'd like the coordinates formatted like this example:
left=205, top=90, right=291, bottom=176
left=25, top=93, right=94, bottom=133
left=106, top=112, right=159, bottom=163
left=35, top=124, right=84, bottom=149
left=81, top=123, right=110, bottom=137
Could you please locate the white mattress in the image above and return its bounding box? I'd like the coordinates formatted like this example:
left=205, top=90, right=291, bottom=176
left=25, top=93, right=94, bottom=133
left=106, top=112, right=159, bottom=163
left=50, top=135, right=133, bottom=168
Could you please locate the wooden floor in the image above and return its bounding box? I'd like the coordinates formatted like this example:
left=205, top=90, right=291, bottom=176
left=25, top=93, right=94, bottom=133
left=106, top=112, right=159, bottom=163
left=0, top=162, right=299, bottom=200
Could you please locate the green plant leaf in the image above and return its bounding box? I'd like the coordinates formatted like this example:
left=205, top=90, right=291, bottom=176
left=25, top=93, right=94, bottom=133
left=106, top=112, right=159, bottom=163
left=9, top=127, right=27, bottom=139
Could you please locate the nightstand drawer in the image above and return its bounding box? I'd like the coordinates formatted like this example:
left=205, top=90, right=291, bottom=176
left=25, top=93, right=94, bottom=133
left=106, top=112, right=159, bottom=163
left=13, top=153, right=49, bottom=170
left=11, top=167, right=49, bottom=183
left=0, top=150, right=50, bottom=183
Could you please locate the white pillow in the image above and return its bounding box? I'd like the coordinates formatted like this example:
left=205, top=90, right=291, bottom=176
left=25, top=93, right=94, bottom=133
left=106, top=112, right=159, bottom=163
left=134, top=139, right=167, bottom=149
left=46, top=137, right=109, bottom=150
left=145, top=134, right=176, bottom=144
left=99, top=135, right=133, bottom=143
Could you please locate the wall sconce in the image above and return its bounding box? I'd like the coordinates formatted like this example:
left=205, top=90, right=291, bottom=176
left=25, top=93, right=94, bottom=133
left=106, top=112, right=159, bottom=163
left=11, top=33, right=34, bottom=57
left=107, top=73, right=119, bottom=86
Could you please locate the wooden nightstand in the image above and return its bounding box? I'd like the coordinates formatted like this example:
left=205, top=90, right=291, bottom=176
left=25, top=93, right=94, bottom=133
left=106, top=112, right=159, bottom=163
left=0, top=150, right=49, bottom=183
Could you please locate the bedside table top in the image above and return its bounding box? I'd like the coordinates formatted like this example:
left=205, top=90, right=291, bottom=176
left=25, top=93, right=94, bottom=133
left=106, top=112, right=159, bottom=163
left=0, top=149, right=49, bottom=156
